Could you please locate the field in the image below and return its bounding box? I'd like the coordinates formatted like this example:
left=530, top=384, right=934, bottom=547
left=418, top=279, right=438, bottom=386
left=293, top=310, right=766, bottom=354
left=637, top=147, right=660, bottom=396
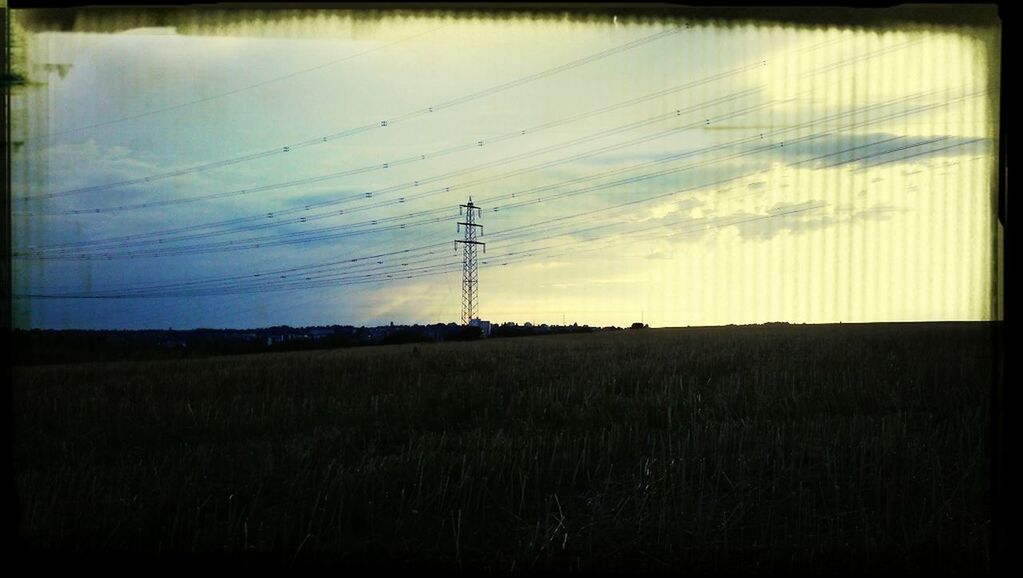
left=12, top=323, right=997, bottom=574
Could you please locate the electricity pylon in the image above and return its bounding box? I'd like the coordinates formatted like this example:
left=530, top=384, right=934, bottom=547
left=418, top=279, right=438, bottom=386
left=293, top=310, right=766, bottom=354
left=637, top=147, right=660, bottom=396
left=454, top=196, right=485, bottom=325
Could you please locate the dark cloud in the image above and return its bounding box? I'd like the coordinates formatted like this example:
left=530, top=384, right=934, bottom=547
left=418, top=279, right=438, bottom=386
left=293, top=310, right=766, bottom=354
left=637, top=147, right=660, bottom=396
left=743, top=132, right=990, bottom=169
left=729, top=200, right=904, bottom=241
left=280, top=189, right=364, bottom=209
left=660, top=200, right=830, bottom=243
left=573, top=150, right=698, bottom=167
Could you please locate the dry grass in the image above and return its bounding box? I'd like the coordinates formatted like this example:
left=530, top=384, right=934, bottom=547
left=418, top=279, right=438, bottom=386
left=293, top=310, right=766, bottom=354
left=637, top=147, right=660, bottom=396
left=13, top=322, right=994, bottom=573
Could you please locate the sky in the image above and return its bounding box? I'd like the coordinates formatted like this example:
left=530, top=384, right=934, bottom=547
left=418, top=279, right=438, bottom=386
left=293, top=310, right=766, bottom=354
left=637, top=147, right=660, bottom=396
left=9, top=9, right=1002, bottom=329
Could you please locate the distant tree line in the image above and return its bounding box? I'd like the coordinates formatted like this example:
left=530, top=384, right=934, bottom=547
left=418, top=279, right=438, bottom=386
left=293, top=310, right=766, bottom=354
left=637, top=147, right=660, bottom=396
left=11, top=323, right=618, bottom=365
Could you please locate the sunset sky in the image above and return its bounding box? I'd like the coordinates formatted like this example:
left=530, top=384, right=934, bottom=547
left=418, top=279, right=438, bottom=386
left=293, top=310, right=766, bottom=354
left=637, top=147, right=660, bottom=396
left=10, top=9, right=1002, bottom=329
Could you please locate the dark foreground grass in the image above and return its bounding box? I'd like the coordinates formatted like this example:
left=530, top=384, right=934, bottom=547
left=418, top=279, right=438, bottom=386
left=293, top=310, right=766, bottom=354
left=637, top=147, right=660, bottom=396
left=12, top=323, right=995, bottom=574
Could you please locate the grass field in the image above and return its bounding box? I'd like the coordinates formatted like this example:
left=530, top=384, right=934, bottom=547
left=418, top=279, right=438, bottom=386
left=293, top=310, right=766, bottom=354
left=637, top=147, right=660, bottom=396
left=12, top=323, right=997, bottom=574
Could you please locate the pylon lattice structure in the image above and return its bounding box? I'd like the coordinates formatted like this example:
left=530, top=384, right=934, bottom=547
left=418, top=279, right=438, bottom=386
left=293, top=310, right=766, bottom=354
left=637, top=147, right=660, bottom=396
left=454, top=196, right=485, bottom=325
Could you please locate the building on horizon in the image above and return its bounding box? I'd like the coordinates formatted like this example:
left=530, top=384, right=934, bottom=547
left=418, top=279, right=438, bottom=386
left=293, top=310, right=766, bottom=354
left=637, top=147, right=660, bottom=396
left=469, top=318, right=492, bottom=338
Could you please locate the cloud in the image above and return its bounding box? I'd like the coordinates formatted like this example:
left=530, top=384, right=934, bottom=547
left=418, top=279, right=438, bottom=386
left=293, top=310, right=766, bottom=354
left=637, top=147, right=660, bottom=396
left=728, top=210, right=800, bottom=241
left=849, top=204, right=906, bottom=223
left=738, top=132, right=991, bottom=169
left=362, top=278, right=450, bottom=323
left=14, top=21, right=997, bottom=330
left=722, top=199, right=906, bottom=241
left=652, top=199, right=830, bottom=243
left=519, top=260, right=569, bottom=271
left=634, top=197, right=701, bottom=223
left=573, top=148, right=707, bottom=167
left=582, top=277, right=641, bottom=285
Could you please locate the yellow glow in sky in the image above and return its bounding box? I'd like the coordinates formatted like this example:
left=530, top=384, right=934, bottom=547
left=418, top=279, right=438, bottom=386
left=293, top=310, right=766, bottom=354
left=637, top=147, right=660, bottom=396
left=10, top=11, right=1002, bottom=329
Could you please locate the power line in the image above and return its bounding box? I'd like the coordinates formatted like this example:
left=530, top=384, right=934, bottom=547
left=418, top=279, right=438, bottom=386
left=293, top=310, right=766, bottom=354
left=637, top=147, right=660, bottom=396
left=17, top=86, right=985, bottom=260
left=28, top=23, right=454, bottom=140
left=19, top=86, right=769, bottom=253
left=20, top=34, right=922, bottom=213
left=17, top=34, right=948, bottom=264
left=17, top=115, right=981, bottom=262
left=20, top=50, right=976, bottom=260
left=20, top=91, right=768, bottom=255
left=14, top=129, right=979, bottom=299
left=15, top=202, right=830, bottom=299
left=22, top=25, right=686, bottom=201
left=20, top=62, right=765, bottom=216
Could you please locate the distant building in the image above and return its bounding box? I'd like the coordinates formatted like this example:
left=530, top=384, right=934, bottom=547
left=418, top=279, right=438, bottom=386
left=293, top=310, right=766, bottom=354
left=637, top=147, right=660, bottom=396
left=157, top=338, right=187, bottom=349
left=266, top=333, right=310, bottom=346
left=308, top=328, right=334, bottom=340
left=469, top=318, right=492, bottom=338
